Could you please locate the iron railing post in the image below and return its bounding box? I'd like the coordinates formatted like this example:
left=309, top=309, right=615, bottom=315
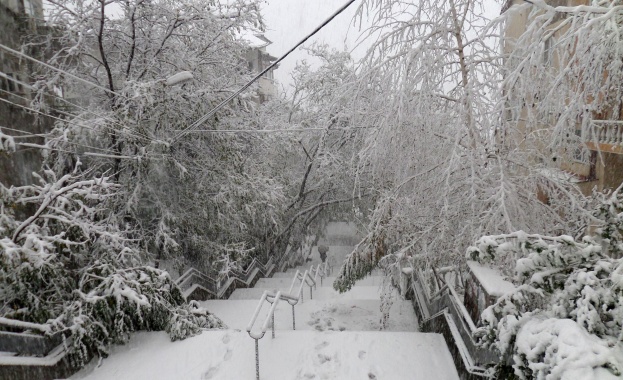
left=272, top=312, right=275, bottom=339
left=292, top=304, right=296, bottom=330
left=255, top=338, right=260, bottom=380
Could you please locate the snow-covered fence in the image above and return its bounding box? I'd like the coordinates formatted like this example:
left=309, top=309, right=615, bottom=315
left=176, top=246, right=306, bottom=301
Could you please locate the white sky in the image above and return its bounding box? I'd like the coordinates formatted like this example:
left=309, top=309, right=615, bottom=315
left=260, top=0, right=366, bottom=93
left=261, top=0, right=502, bottom=92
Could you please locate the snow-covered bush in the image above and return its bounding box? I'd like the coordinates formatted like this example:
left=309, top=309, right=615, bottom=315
left=468, top=231, right=623, bottom=379
left=591, top=184, right=623, bottom=258
left=167, top=301, right=225, bottom=342
left=0, top=169, right=223, bottom=367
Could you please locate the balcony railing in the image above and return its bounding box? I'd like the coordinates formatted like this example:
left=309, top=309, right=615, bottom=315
left=586, top=120, right=623, bottom=147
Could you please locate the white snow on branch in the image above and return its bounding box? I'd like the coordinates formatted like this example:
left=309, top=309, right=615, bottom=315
left=164, top=71, right=194, bottom=86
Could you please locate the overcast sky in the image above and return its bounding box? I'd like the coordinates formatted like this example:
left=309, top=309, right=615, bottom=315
left=260, top=0, right=365, bottom=93
left=260, top=0, right=502, bottom=92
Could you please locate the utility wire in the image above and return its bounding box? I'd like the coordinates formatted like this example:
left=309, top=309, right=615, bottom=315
left=0, top=88, right=148, bottom=146
left=0, top=74, right=152, bottom=142
left=0, top=96, right=147, bottom=159
left=0, top=42, right=125, bottom=99
left=172, top=0, right=358, bottom=142
left=174, top=126, right=376, bottom=133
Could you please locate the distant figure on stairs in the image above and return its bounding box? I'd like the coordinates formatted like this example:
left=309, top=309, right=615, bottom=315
left=318, top=244, right=329, bottom=263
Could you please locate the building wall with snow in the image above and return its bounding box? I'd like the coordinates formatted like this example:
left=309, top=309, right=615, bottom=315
left=0, top=0, right=54, bottom=188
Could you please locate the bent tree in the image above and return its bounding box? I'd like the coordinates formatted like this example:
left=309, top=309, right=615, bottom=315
left=334, top=0, right=586, bottom=292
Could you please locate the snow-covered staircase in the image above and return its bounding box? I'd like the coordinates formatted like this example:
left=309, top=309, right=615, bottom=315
left=204, top=246, right=420, bottom=333
left=71, top=225, right=460, bottom=380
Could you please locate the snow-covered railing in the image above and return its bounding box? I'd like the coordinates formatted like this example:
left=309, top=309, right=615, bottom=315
left=308, top=261, right=331, bottom=286
left=247, top=290, right=282, bottom=380
left=588, top=120, right=623, bottom=146
left=420, top=309, right=492, bottom=378
left=294, top=269, right=316, bottom=301
left=246, top=266, right=316, bottom=380
left=408, top=266, right=499, bottom=378
left=175, top=246, right=306, bottom=301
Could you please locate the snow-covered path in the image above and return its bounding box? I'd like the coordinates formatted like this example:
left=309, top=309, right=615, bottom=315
left=72, top=224, right=459, bottom=379
left=71, top=330, right=457, bottom=380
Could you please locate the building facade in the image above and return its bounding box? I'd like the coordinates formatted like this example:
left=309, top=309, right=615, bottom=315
left=502, top=0, right=623, bottom=195
left=243, top=33, right=279, bottom=103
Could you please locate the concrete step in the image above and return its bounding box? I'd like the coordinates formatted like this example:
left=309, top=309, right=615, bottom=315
left=71, top=329, right=459, bottom=380
left=201, top=298, right=419, bottom=332
left=229, top=285, right=385, bottom=301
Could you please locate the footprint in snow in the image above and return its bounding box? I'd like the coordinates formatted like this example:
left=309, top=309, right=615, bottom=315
left=358, top=350, right=366, bottom=359
left=317, top=353, right=332, bottom=364
left=224, top=348, right=232, bottom=361
left=368, top=372, right=377, bottom=379
left=315, top=341, right=329, bottom=350
left=221, top=334, right=231, bottom=344
left=202, top=366, right=219, bottom=379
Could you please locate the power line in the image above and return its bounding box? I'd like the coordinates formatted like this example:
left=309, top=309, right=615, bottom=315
left=0, top=96, right=145, bottom=158
left=173, top=126, right=376, bottom=134
left=172, top=0, right=359, bottom=142
left=0, top=42, right=125, bottom=99
left=0, top=124, right=134, bottom=157
left=0, top=84, right=151, bottom=143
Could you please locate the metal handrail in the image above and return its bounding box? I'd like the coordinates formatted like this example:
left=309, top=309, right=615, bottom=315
left=410, top=265, right=502, bottom=377
left=296, top=269, right=316, bottom=301
left=447, top=284, right=478, bottom=333
left=309, top=261, right=331, bottom=286
left=420, top=309, right=492, bottom=378
left=247, top=291, right=282, bottom=339
left=247, top=291, right=282, bottom=380
left=175, top=245, right=306, bottom=300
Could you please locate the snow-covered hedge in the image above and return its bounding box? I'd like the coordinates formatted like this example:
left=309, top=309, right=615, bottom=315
left=0, top=170, right=223, bottom=367
left=468, top=231, right=623, bottom=379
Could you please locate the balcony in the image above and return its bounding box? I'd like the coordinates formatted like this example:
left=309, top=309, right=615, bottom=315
left=585, top=120, right=623, bottom=154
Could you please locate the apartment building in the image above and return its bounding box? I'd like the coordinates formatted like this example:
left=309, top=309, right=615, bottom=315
left=243, top=33, right=279, bottom=103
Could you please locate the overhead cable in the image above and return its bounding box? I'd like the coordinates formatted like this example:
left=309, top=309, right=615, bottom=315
left=0, top=75, right=152, bottom=142
left=0, top=42, right=125, bottom=99
left=172, top=0, right=358, bottom=142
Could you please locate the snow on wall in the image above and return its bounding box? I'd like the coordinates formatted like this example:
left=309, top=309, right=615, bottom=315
left=466, top=260, right=515, bottom=297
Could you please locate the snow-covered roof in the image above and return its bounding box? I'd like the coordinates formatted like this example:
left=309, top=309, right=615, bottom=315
left=466, top=260, right=515, bottom=297
left=239, top=31, right=272, bottom=48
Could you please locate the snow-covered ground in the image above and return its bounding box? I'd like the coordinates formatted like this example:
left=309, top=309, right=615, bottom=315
left=72, top=330, right=457, bottom=380
left=71, top=236, right=458, bottom=380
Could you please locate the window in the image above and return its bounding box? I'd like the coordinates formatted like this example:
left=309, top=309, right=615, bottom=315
left=23, top=0, right=35, bottom=16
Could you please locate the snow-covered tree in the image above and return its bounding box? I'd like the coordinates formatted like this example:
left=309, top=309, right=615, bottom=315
left=259, top=45, right=371, bottom=256
left=0, top=166, right=222, bottom=366
left=333, top=0, right=617, bottom=291
left=467, top=230, right=622, bottom=379
left=28, top=0, right=292, bottom=274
